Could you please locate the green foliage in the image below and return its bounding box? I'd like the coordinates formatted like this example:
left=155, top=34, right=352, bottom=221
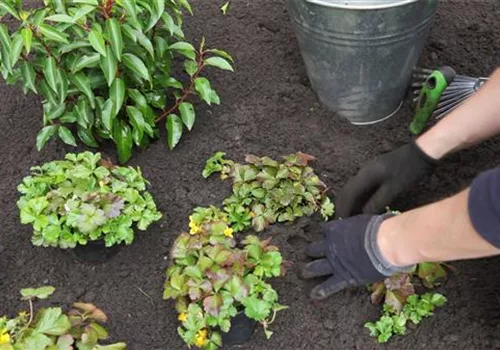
left=203, top=152, right=334, bottom=232
left=365, top=293, right=446, bottom=343
left=0, top=0, right=233, bottom=163
left=0, top=287, right=126, bottom=349
left=163, top=207, right=286, bottom=349
left=17, top=151, right=161, bottom=248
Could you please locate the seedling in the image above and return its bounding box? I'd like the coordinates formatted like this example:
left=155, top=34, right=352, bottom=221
left=17, top=151, right=161, bottom=248
left=0, top=286, right=126, bottom=349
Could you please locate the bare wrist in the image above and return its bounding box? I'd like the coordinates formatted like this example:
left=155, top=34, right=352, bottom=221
left=377, top=217, right=416, bottom=267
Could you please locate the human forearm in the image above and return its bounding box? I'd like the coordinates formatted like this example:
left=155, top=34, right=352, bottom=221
left=416, top=68, right=500, bottom=160
left=377, top=189, right=500, bottom=266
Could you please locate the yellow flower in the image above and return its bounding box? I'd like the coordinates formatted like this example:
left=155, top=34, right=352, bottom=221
left=194, top=329, right=208, bottom=347
left=190, top=224, right=201, bottom=235
left=178, top=313, right=187, bottom=322
left=250, top=212, right=256, bottom=218
left=223, top=227, right=234, bottom=238
left=0, top=329, right=10, bottom=345
left=18, top=311, right=28, bottom=318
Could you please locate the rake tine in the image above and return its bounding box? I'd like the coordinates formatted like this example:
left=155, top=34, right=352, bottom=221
left=454, top=75, right=479, bottom=81
left=413, top=96, right=420, bottom=103
left=439, top=88, right=475, bottom=101
left=434, top=101, right=466, bottom=120
left=413, top=89, right=422, bottom=95
left=436, top=91, right=474, bottom=108
left=433, top=96, right=470, bottom=117
left=414, top=67, right=434, bottom=74
left=413, top=73, right=430, bottom=80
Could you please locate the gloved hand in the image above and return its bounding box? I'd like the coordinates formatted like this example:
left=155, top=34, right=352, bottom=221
left=336, top=140, right=438, bottom=218
left=301, top=214, right=413, bottom=300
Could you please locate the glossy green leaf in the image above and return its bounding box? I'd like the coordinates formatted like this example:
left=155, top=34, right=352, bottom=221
left=169, top=41, right=195, bottom=52
left=179, top=102, right=195, bottom=131
left=183, top=60, right=198, bottom=76
left=77, top=126, right=99, bottom=147
left=134, top=29, right=154, bottom=58
left=58, top=126, right=77, bottom=146
left=178, top=0, right=193, bottom=15
left=204, top=56, right=234, bottom=71
left=101, top=99, right=114, bottom=131
left=113, top=120, right=133, bottom=163
left=73, top=5, right=96, bottom=21
left=39, top=24, right=69, bottom=44
left=44, top=57, right=59, bottom=92
left=122, top=53, right=150, bottom=81
left=20, top=286, right=55, bottom=300
left=89, top=27, right=107, bottom=56
left=10, top=33, right=24, bottom=67
left=146, top=0, right=165, bottom=31
left=57, top=69, right=68, bottom=103
left=128, top=89, right=147, bottom=109
left=69, top=73, right=95, bottom=108
left=21, top=61, right=37, bottom=93
left=166, top=114, right=183, bottom=150
left=207, top=48, right=234, bottom=62
left=72, top=53, right=100, bottom=73
left=106, top=18, right=123, bottom=61
left=36, top=125, right=58, bottom=151
left=194, top=77, right=217, bottom=105
left=46, top=14, right=75, bottom=23
left=122, top=0, right=141, bottom=30
left=21, top=28, right=33, bottom=54
left=100, top=46, right=117, bottom=86
left=126, top=106, right=145, bottom=145
left=0, top=1, right=20, bottom=19
left=110, top=78, right=125, bottom=117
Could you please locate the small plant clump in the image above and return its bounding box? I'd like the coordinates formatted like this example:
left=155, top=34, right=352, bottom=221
left=17, top=151, right=161, bottom=248
left=163, top=207, right=287, bottom=350
left=203, top=152, right=334, bottom=232
left=365, top=262, right=448, bottom=343
left=0, top=286, right=126, bottom=349
left=0, top=0, right=233, bottom=162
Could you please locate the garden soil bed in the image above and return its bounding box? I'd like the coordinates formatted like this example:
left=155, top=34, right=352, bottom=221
left=2, top=1, right=500, bottom=349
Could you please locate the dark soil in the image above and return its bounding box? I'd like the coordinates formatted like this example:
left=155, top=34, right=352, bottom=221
left=2, top=1, right=500, bottom=349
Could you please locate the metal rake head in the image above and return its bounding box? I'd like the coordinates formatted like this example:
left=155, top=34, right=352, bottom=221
left=412, top=67, right=488, bottom=120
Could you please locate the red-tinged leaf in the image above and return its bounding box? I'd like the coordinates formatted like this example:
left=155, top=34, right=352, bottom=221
left=370, top=282, right=386, bottom=305
left=203, top=295, right=223, bottom=316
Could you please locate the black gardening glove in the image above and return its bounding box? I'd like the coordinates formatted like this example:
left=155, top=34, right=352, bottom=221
left=301, top=214, right=413, bottom=300
left=336, top=140, right=438, bottom=218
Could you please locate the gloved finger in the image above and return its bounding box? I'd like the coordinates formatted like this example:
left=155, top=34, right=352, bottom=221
left=305, top=240, right=327, bottom=258
left=361, top=184, right=394, bottom=214
left=336, top=165, right=385, bottom=218
left=300, top=258, right=334, bottom=279
left=310, top=274, right=351, bottom=300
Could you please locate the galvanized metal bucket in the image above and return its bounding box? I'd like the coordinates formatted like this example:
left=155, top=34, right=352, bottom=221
left=288, top=0, right=438, bottom=125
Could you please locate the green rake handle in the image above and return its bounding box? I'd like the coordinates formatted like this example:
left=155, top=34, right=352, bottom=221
left=409, top=66, right=456, bottom=135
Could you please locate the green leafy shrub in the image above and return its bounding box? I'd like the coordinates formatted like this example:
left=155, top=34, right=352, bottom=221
left=0, top=0, right=233, bottom=163
left=203, top=152, right=334, bottom=232
left=163, top=207, right=287, bottom=350
left=0, top=286, right=126, bottom=349
left=17, top=151, right=161, bottom=248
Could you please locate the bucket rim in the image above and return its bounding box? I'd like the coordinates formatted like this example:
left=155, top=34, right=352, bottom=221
left=304, top=0, right=421, bottom=10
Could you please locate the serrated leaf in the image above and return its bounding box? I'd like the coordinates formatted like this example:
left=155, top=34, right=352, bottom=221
left=39, top=24, right=69, bottom=44
left=34, top=308, right=71, bottom=335
left=110, top=78, right=125, bottom=117
left=100, top=46, right=117, bottom=86
left=113, top=120, right=133, bottom=163
left=204, top=56, right=233, bottom=71
left=166, top=114, right=183, bottom=150
left=21, top=28, right=33, bottom=54
left=44, top=57, right=58, bottom=92
left=89, top=27, right=107, bottom=56
left=122, top=53, right=150, bottom=81
left=106, top=18, right=123, bottom=61
left=36, top=125, right=57, bottom=151
left=179, top=102, right=195, bottom=131
left=58, top=126, right=77, bottom=146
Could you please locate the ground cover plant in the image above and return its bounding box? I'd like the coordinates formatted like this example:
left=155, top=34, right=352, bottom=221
left=17, top=151, right=161, bottom=248
left=0, top=0, right=233, bottom=163
left=0, top=286, right=126, bottom=349
left=203, top=152, right=334, bottom=232
left=365, top=262, right=448, bottom=343
left=163, top=206, right=286, bottom=349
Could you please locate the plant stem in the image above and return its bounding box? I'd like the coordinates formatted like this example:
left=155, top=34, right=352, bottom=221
left=155, top=48, right=206, bottom=123
left=27, top=299, right=34, bottom=326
